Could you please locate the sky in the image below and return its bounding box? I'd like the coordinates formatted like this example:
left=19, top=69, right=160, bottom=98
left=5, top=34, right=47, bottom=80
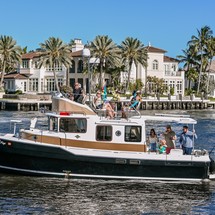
left=1, top=0, right=215, bottom=58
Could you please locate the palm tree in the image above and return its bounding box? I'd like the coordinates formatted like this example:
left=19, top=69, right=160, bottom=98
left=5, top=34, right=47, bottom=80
left=38, top=37, right=72, bottom=92
left=120, top=37, right=148, bottom=91
left=89, top=35, right=120, bottom=88
left=177, top=45, right=198, bottom=71
left=186, top=68, right=199, bottom=90
left=0, top=35, right=22, bottom=91
left=188, top=26, right=213, bottom=94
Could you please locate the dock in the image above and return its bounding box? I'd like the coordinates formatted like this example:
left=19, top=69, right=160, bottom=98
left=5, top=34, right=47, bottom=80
left=139, top=98, right=209, bottom=110
left=0, top=99, right=52, bottom=111
left=0, top=96, right=213, bottom=111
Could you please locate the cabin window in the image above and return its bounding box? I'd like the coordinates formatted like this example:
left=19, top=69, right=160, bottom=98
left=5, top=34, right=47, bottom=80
left=96, top=126, right=112, bottom=141
left=49, top=116, right=58, bottom=132
left=125, top=126, right=141, bottom=142
left=59, top=118, right=87, bottom=133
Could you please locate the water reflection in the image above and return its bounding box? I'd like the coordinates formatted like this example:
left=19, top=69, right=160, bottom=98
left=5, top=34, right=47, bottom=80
left=0, top=175, right=215, bottom=215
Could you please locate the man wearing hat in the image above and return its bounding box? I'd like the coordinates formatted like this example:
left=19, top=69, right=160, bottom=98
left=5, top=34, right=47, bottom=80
left=179, top=125, right=197, bottom=155
left=162, top=125, right=177, bottom=154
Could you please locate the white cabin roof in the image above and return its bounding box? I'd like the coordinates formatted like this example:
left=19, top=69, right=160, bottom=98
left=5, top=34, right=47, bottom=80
left=142, top=115, right=197, bottom=124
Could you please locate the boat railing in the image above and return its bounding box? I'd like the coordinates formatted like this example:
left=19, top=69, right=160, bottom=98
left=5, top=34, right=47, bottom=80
left=154, top=113, right=191, bottom=118
left=96, top=109, right=141, bottom=120
left=10, top=120, right=22, bottom=136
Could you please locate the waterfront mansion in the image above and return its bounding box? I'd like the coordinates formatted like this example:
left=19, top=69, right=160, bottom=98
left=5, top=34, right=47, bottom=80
left=3, top=39, right=185, bottom=96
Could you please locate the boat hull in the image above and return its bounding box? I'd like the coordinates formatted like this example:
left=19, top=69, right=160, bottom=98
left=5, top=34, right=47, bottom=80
left=0, top=140, right=210, bottom=181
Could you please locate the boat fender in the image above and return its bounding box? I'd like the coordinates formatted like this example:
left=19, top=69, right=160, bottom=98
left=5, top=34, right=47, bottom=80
left=194, top=149, right=207, bottom=156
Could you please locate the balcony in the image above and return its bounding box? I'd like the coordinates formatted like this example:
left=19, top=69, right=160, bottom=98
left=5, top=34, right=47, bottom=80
left=164, top=71, right=182, bottom=77
left=19, top=68, right=31, bottom=75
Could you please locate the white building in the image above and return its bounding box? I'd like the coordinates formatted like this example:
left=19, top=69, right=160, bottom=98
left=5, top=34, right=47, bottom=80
left=122, top=45, right=185, bottom=95
left=13, top=39, right=107, bottom=94
left=3, top=72, right=28, bottom=93
left=18, top=51, right=66, bottom=94
left=3, top=40, right=185, bottom=96
left=207, top=60, right=215, bottom=97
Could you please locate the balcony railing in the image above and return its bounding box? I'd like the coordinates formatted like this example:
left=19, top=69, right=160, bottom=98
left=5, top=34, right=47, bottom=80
left=19, top=68, right=31, bottom=74
left=164, top=71, right=182, bottom=76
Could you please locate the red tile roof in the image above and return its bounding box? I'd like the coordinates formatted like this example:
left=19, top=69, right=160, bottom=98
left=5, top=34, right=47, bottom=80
left=22, top=50, right=82, bottom=59
left=164, top=56, right=179, bottom=62
left=4, top=72, right=28, bottom=79
left=22, top=52, right=41, bottom=59
left=146, top=46, right=166, bottom=53
left=70, top=50, right=83, bottom=57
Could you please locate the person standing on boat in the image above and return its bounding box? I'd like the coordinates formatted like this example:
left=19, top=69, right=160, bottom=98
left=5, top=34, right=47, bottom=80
left=101, top=82, right=107, bottom=101
left=162, top=125, right=177, bottom=154
left=73, top=82, right=84, bottom=103
left=147, top=129, right=159, bottom=152
left=179, top=125, right=197, bottom=155
left=129, top=90, right=142, bottom=110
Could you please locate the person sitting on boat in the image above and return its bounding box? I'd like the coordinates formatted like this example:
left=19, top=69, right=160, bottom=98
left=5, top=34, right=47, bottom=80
left=162, top=125, right=177, bottom=154
left=73, top=82, right=84, bottom=104
left=146, top=128, right=159, bottom=152
left=129, top=90, right=142, bottom=110
left=111, top=89, right=121, bottom=111
left=94, top=90, right=103, bottom=109
left=179, top=125, right=197, bottom=155
left=158, top=140, right=167, bottom=154
left=104, top=100, right=115, bottom=119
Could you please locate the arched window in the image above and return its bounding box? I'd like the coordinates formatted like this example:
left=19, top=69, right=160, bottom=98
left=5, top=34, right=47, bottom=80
left=77, top=60, right=83, bottom=73
left=69, top=60, right=75, bottom=73
left=152, top=60, right=158, bottom=70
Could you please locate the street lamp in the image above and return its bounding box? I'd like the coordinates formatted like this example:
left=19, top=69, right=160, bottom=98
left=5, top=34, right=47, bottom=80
left=82, top=48, right=91, bottom=107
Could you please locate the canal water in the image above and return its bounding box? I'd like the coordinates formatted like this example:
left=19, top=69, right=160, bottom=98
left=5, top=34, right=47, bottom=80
left=0, top=109, right=215, bottom=214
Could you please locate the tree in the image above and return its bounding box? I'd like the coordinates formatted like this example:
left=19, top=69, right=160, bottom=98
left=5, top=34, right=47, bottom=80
left=147, top=76, right=167, bottom=95
left=38, top=37, right=72, bottom=92
left=120, top=37, right=148, bottom=91
left=89, top=35, right=120, bottom=88
left=186, top=68, right=199, bottom=90
left=128, top=79, right=144, bottom=93
left=106, top=64, right=125, bottom=90
left=177, top=45, right=198, bottom=72
left=0, top=35, right=22, bottom=91
left=188, top=26, right=213, bottom=94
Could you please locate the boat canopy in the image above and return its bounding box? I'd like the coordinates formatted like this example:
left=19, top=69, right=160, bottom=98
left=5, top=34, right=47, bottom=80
left=52, top=96, right=96, bottom=116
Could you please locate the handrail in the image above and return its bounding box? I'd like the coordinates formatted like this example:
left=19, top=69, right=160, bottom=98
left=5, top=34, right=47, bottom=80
left=154, top=113, right=191, bottom=118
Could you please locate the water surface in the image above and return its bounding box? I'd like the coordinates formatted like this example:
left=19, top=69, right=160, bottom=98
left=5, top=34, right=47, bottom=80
left=0, top=109, right=215, bottom=214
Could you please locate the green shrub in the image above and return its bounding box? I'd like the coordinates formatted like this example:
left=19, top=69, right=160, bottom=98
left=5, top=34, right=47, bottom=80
left=15, top=90, right=23, bottom=94
left=170, top=87, right=174, bottom=96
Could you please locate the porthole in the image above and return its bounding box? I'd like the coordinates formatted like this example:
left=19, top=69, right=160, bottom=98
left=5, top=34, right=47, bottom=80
left=115, top=130, right=121, bottom=136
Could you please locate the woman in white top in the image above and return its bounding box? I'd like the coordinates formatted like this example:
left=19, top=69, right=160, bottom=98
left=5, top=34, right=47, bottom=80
left=147, top=128, right=158, bottom=152
left=94, top=91, right=103, bottom=109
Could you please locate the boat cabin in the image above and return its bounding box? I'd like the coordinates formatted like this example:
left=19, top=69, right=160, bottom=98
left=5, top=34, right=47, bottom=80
left=20, top=96, right=197, bottom=153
